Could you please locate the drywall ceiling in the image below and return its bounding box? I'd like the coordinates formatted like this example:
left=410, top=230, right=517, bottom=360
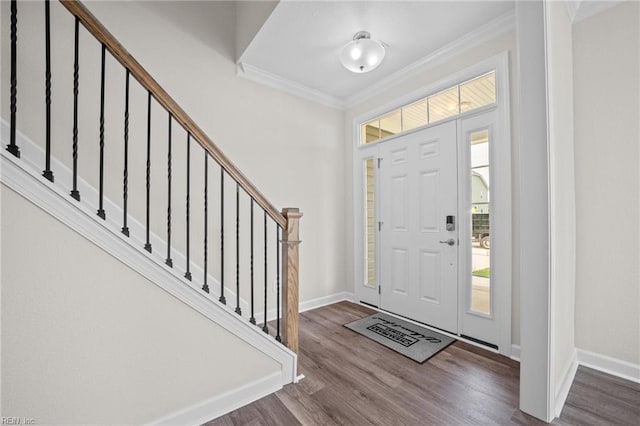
left=239, top=1, right=515, bottom=107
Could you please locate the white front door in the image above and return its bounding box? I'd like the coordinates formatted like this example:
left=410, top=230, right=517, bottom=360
left=379, top=121, right=458, bottom=333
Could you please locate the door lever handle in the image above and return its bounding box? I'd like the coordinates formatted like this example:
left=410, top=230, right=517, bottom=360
left=439, top=238, right=456, bottom=246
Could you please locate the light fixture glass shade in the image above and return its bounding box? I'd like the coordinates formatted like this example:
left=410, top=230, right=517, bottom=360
left=339, top=31, right=386, bottom=73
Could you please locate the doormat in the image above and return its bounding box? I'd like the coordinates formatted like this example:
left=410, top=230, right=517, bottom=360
left=344, top=312, right=455, bottom=363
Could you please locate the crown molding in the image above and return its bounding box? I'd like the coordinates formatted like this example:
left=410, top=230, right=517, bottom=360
left=237, top=62, right=345, bottom=109
left=570, top=0, right=625, bottom=23
left=237, top=10, right=515, bottom=111
left=343, top=10, right=516, bottom=109
left=565, top=0, right=582, bottom=22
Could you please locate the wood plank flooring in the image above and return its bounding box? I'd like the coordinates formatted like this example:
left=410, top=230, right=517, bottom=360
left=206, top=302, right=640, bottom=426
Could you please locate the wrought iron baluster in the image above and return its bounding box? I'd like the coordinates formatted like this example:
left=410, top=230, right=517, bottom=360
left=43, top=0, right=53, bottom=180
left=235, top=183, right=241, bottom=315
left=70, top=17, right=80, bottom=201
left=144, top=91, right=152, bottom=253
left=184, top=134, right=192, bottom=280
left=263, top=211, right=269, bottom=334
left=97, top=44, right=106, bottom=220
left=219, top=169, right=226, bottom=304
left=121, top=70, right=130, bottom=236
left=203, top=152, right=209, bottom=293
left=250, top=201, right=255, bottom=325
left=7, top=0, right=19, bottom=158
left=276, top=226, right=281, bottom=342
left=165, top=113, right=173, bottom=267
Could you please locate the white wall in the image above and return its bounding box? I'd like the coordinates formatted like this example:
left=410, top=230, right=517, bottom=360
left=0, top=0, right=347, bottom=308
left=573, top=1, right=640, bottom=366
left=236, top=1, right=278, bottom=62
left=344, top=31, right=522, bottom=345
left=0, top=185, right=280, bottom=424
left=545, top=0, right=577, bottom=415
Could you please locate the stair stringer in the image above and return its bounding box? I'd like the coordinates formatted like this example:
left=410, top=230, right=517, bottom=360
left=0, top=122, right=297, bottom=386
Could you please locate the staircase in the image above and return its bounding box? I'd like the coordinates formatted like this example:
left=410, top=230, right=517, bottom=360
left=1, top=0, right=302, bottom=422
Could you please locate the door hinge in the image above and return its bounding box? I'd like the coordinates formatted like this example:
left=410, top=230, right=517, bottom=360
left=378, top=221, right=383, bottom=231
left=378, top=285, right=381, bottom=295
left=377, top=157, right=382, bottom=168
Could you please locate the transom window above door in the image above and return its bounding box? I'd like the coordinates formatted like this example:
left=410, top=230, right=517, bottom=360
left=360, top=71, right=496, bottom=145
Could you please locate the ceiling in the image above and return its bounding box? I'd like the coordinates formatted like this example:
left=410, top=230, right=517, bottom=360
left=238, top=1, right=515, bottom=108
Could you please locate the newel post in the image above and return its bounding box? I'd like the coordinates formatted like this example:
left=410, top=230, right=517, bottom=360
left=281, top=207, right=302, bottom=353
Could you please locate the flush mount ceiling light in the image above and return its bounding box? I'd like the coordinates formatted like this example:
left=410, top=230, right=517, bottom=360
left=339, top=31, right=386, bottom=74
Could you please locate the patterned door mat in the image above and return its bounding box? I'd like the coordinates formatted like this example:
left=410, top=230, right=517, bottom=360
left=344, top=312, right=455, bottom=363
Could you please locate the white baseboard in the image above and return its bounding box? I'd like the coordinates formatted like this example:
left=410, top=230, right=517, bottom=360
left=300, top=291, right=355, bottom=313
left=255, top=291, right=356, bottom=324
left=511, top=344, right=521, bottom=361
left=510, top=345, right=638, bottom=385
left=577, top=348, right=640, bottom=384
left=555, top=349, right=578, bottom=417
left=150, top=370, right=282, bottom=425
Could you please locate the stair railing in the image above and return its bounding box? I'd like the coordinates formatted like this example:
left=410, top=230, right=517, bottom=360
left=4, top=0, right=301, bottom=353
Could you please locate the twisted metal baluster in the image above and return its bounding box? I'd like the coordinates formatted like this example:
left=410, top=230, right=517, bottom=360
left=276, top=226, right=281, bottom=342
left=144, top=92, right=152, bottom=253
left=263, top=212, right=269, bottom=334
left=235, top=183, right=242, bottom=315
left=184, top=134, right=192, bottom=280
left=70, top=17, right=80, bottom=201
left=219, top=169, right=226, bottom=304
left=203, top=153, right=209, bottom=293
left=97, top=44, right=106, bottom=220
left=43, top=0, right=53, bottom=180
left=165, top=114, right=173, bottom=267
left=121, top=70, right=130, bottom=236
left=7, top=0, right=19, bottom=158
left=249, top=201, right=256, bottom=324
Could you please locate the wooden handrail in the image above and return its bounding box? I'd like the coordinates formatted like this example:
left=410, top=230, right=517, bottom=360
left=59, top=0, right=286, bottom=229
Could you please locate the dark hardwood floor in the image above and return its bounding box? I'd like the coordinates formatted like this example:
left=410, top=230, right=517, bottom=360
left=207, top=302, right=640, bottom=426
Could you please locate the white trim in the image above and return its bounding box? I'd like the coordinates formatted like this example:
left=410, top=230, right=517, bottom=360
left=301, top=291, right=355, bottom=312
left=343, top=11, right=515, bottom=109
left=516, top=1, right=553, bottom=420
left=565, top=0, right=582, bottom=22
left=0, top=127, right=297, bottom=386
left=508, top=345, right=640, bottom=385
left=236, top=62, right=344, bottom=109
left=511, top=344, right=521, bottom=361
left=255, top=291, right=356, bottom=323
left=150, top=370, right=282, bottom=425
left=555, top=349, right=578, bottom=417
left=577, top=349, right=640, bottom=384
left=571, top=0, right=625, bottom=23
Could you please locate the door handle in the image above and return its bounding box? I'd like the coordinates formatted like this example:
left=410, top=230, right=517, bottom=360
left=439, top=238, right=456, bottom=246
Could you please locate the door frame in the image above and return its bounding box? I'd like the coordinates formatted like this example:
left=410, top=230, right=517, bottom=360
left=352, top=52, right=512, bottom=356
